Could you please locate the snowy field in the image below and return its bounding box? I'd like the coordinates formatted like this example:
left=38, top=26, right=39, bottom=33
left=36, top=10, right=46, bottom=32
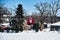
left=0, top=30, right=60, bottom=40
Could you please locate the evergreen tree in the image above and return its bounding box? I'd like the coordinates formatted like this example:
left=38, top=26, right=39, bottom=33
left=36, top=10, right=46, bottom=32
left=15, top=4, right=24, bottom=32
left=16, top=4, right=24, bottom=18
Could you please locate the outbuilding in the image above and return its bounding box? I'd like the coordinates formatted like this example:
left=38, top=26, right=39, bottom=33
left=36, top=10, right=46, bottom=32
left=50, top=22, right=60, bottom=31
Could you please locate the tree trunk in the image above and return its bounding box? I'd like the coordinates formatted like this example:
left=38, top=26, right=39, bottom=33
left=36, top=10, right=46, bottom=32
left=40, top=23, right=44, bottom=31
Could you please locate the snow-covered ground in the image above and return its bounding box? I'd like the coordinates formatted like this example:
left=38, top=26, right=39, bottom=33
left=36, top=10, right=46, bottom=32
left=0, top=22, right=60, bottom=40
left=0, top=30, right=60, bottom=40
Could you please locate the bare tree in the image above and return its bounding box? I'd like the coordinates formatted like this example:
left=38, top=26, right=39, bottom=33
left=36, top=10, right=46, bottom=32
left=32, top=12, right=39, bottom=21
left=34, top=0, right=60, bottom=31
left=50, top=0, right=60, bottom=23
left=34, top=2, right=50, bottom=31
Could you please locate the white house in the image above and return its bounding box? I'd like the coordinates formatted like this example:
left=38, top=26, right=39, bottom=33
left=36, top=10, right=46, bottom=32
left=50, top=22, right=60, bottom=31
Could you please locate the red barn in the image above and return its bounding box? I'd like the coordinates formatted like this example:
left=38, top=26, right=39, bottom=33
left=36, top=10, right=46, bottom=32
left=27, top=16, right=35, bottom=25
